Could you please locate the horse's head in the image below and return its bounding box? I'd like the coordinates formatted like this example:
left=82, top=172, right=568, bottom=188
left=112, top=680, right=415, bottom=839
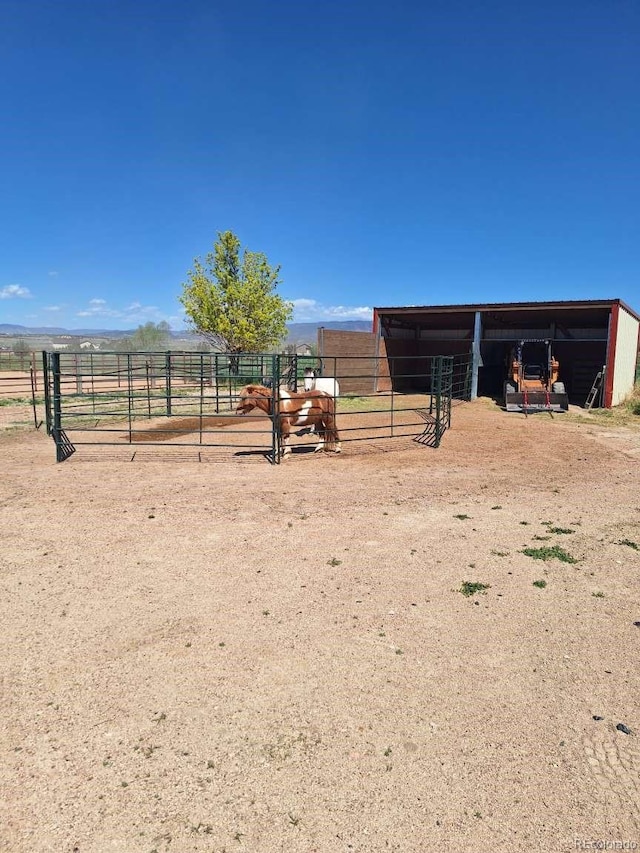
left=236, top=384, right=270, bottom=415
left=303, top=367, right=317, bottom=392
left=236, top=385, right=256, bottom=415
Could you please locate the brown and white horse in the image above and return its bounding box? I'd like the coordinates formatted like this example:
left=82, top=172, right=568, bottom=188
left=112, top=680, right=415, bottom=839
left=236, top=384, right=342, bottom=458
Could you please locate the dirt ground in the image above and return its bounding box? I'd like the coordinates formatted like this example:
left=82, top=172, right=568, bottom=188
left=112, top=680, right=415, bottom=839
left=1, top=399, right=639, bottom=853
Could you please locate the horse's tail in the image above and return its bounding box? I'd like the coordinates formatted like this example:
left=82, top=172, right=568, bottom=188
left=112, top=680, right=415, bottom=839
left=321, top=396, right=341, bottom=452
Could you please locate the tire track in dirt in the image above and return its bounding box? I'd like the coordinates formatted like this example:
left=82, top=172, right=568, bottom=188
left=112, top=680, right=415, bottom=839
left=582, top=728, right=640, bottom=830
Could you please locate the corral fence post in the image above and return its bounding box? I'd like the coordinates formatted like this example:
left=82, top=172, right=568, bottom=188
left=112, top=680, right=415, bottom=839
left=74, top=353, right=83, bottom=394
left=165, top=351, right=172, bottom=417
left=431, top=355, right=455, bottom=446
left=127, top=354, right=133, bottom=444
left=29, top=359, right=40, bottom=429
left=199, top=351, right=205, bottom=445
left=42, top=351, right=52, bottom=435
left=50, top=351, right=75, bottom=462
left=214, top=354, right=220, bottom=414
left=89, top=353, right=96, bottom=414
left=271, top=353, right=281, bottom=463
left=52, top=351, right=61, bottom=439
left=390, top=363, right=395, bottom=436
left=433, top=356, right=443, bottom=447
left=443, top=356, right=453, bottom=429
left=145, top=359, right=152, bottom=419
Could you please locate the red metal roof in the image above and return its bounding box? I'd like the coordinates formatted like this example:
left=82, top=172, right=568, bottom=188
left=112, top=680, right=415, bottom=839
left=374, top=298, right=639, bottom=321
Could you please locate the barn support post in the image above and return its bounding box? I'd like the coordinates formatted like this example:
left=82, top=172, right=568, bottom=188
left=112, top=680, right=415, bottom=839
left=470, top=310, right=482, bottom=400
left=603, top=303, right=620, bottom=408
left=374, top=314, right=381, bottom=393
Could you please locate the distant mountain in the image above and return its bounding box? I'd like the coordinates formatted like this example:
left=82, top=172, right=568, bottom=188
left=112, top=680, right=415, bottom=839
left=1, top=320, right=372, bottom=343
left=0, top=323, right=135, bottom=337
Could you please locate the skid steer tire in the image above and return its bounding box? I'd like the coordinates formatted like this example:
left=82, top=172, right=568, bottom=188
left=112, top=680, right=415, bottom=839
left=552, top=382, right=566, bottom=394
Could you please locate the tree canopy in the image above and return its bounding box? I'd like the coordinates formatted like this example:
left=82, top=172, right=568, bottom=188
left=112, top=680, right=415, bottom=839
left=13, top=337, right=30, bottom=354
left=179, top=231, right=292, bottom=353
left=112, top=321, right=171, bottom=351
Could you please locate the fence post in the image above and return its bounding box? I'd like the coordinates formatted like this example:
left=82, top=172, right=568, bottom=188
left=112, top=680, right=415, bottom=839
left=434, top=356, right=443, bottom=448
left=74, top=353, right=82, bottom=394
left=89, top=352, right=96, bottom=415
left=214, top=354, right=220, bottom=414
left=390, top=356, right=395, bottom=437
left=271, top=354, right=280, bottom=463
left=428, top=357, right=434, bottom=416
left=127, top=354, right=133, bottom=443
left=165, top=351, right=172, bottom=417
left=145, top=360, right=152, bottom=418
left=52, top=352, right=63, bottom=460
left=30, top=361, right=40, bottom=429
left=42, top=351, right=52, bottom=435
left=199, top=352, right=204, bottom=445
left=446, top=357, right=453, bottom=428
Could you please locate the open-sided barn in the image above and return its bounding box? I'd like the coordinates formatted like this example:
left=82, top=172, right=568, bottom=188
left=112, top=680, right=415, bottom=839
left=320, top=299, right=639, bottom=408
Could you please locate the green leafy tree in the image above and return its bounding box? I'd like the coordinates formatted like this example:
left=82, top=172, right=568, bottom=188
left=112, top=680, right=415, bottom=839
left=128, top=321, right=171, bottom=351
left=112, top=337, right=134, bottom=352
left=13, top=337, right=30, bottom=354
left=179, top=231, right=292, bottom=353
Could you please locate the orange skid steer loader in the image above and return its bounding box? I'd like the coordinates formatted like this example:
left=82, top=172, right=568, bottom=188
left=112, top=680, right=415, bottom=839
left=504, top=339, right=569, bottom=413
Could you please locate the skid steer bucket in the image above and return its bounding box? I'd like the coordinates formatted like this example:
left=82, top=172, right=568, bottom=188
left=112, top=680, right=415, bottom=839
left=505, top=391, right=569, bottom=413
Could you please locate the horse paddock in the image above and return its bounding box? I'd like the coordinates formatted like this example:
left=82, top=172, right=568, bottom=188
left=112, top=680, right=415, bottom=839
left=1, top=399, right=639, bottom=853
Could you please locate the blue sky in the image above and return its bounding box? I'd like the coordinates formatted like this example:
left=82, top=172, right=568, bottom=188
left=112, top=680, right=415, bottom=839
left=1, top=0, right=638, bottom=330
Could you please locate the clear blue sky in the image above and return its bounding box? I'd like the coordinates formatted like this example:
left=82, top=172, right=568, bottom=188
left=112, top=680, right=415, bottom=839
left=1, top=0, right=638, bottom=330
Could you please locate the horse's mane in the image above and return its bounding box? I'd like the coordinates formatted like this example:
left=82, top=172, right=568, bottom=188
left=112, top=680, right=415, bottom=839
left=241, top=384, right=273, bottom=397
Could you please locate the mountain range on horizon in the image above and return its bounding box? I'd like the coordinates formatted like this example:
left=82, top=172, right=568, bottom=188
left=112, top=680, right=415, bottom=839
left=0, top=320, right=372, bottom=342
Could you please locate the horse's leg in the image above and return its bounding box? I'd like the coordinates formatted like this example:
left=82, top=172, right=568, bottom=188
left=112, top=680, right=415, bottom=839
left=281, top=418, right=292, bottom=459
left=325, top=409, right=342, bottom=453
left=313, top=416, right=325, bottom=452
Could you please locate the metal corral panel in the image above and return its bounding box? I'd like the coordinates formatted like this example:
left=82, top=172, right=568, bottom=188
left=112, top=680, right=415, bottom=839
left=612, top=306, right=640, bottom=406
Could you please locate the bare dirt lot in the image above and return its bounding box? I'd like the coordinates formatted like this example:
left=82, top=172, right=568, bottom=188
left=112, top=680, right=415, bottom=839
left=1, top=400, right=639, bottom=853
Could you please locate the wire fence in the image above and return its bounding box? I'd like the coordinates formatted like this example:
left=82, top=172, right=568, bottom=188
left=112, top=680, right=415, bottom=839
left=0, top=351, right=41, bottom=397
left=0, top=351, right=42, bottom=427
